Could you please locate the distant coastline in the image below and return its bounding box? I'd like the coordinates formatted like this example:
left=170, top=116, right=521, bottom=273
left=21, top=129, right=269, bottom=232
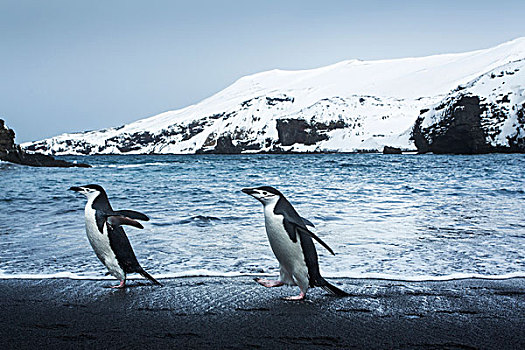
left=0, top=119, right=90, bottom=168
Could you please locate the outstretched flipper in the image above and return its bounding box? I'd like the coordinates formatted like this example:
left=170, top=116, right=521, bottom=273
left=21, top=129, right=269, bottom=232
left=95, top=208, right=149, bottom=233
left=97, top=209, right=149, bottom=231
left=111, top=210, right=150, bottom=222
left=107, top=215, right=144, bottom=229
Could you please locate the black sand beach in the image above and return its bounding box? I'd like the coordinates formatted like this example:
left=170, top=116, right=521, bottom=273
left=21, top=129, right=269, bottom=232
left=1, top=277, right=524, bottom=349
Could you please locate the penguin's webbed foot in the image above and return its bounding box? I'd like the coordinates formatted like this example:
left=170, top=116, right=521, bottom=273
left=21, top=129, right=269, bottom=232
left=254, top=278, right=284, bottom=288
left=110, top=280, right=126, bottom=289
left=282, top=291, right=306, bottom=301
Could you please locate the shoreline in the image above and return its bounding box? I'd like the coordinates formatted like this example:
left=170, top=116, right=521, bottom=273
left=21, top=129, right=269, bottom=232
left=2, top=271, right=525, bottom=281
left=1, top=277, right=524, bottom=349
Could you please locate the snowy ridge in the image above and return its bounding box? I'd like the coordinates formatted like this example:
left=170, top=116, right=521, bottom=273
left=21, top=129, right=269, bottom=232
left=23, top=38, right=525, bottom=155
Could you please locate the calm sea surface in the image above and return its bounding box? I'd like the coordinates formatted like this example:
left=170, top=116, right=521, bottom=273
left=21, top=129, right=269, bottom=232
left=0, top=154, right=524, bottom=280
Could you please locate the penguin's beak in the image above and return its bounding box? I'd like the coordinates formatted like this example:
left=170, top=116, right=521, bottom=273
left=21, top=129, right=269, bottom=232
left=69, top=186, right=83, bottom=192
left=241, top=188, right=257, bottom=196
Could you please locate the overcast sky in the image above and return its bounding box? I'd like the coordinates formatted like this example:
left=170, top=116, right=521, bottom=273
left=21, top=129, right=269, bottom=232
left=2, top=0, right=524, bottom=142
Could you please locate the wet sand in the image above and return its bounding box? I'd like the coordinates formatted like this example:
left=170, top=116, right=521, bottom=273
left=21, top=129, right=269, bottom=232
left=1, top=277, right=524, bottom=349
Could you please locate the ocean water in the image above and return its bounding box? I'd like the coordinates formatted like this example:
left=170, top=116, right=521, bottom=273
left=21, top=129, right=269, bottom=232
left=0, top=154, right=524, bottom=281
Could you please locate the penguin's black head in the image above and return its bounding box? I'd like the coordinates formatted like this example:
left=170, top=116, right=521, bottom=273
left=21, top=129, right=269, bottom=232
left=242, top=186, right=282, bottom=205
left=69, top=184, right=106, bottom=199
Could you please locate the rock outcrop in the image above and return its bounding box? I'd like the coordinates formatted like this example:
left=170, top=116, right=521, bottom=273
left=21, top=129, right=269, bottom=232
left=413, top=95, right=525, bottom=154
left=276, top=119, right=347, bottom=147
left=412, top=96, right=490, bottom=154
left=411, top=60, right=525, bottom=154
left=383, top=146, right=402, bottom=154
left=0, top=120, right=90, bottom=167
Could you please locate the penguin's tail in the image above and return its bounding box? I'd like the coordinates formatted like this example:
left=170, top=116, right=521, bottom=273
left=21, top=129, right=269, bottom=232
left=318, top=278, right=350, bottom=297
left=139, top=268, right=162, bottom=286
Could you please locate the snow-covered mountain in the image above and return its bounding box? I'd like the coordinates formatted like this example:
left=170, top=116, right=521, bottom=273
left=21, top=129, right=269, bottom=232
left=24, top=38, right=525, bottom=155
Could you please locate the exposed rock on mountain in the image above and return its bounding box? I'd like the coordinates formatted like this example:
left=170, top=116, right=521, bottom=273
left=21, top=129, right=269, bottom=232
left=0, top=120, right=90, bottom=167
left=412, top=60, right=525, bottom=154
left=276, top=119, right=347, bottom=146
left=383, top=146, right=402, bottom=154
left=0, top=120, right=16, bottom=156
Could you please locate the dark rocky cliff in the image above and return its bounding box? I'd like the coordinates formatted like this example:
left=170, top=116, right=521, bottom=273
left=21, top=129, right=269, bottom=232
left=276, top=118, right=347, bottom=147
left=0, top=120, right=90, bottom=167
left=412, top=95, right=525, bottom=154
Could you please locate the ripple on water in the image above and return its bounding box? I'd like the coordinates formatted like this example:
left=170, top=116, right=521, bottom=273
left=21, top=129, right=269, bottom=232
left=177, top=215, right=221, bottom=226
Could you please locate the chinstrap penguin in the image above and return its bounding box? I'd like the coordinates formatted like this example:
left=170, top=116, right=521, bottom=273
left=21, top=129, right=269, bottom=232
left=242, top=186, right=348, bottom=300
left=69, top=184, right=161, bottom=288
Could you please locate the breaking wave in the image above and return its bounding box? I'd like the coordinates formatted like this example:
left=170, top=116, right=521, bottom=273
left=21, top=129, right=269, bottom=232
left=1, top=270, right=524, bottom=282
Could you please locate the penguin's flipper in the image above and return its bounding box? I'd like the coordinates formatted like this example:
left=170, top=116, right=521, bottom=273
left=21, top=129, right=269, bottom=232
left=301, top=217, right=315, bottom=228
left=282, top=218, right=334, bottom=255
left=112, top=210, right=149, bottom=222
left=107, top=215, right=144, bottom=229
left=296, top=226, right=335, bottom=255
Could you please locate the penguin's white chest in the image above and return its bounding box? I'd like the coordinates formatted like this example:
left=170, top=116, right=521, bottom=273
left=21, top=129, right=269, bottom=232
left=84, top=203, right=124, bottom=280
left=263, top=206, right=307, bottom=279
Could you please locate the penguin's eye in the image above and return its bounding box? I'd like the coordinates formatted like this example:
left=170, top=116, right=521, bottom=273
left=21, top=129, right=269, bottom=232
left=262, top=191, right=268, bottom=195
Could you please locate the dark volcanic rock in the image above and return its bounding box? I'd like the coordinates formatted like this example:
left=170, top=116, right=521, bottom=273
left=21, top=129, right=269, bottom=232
left=0, top=120, right=16, bottom=158
left=0, top=119, right=90, bottom=167
left=197, top=117, right=349, bottom=154
left=197, top=116, right=348, bottom=154
left=410, top=95, right=525, bottom=154
left=412, top=96, right=488, bottom=154
left=211, top=135, right=242, bottom=154
left=276, top=118, right=346, bottom=146
left=383, top=146, right=402, bottom=154
left=4, top=145, right=91, bottom=167
left=197, top=135, right=244, bottom=154
left=277, top=119, right=322, bottom=146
